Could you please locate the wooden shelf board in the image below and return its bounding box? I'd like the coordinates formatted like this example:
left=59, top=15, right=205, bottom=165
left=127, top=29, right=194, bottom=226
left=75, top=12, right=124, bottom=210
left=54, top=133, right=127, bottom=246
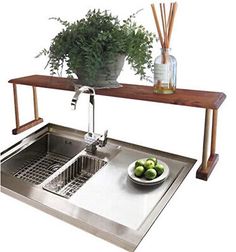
left=9, top=75, right=226, bottom=109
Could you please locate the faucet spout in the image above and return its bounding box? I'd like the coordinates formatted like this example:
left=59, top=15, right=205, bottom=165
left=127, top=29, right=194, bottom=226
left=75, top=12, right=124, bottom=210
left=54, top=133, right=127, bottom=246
left=71, top=86, right=95, bottom=109
left=71, top=86, right=108, bottom=154
left=71, top=91, right=80, bottom=110
left=71, top=86, right=96, bottom=137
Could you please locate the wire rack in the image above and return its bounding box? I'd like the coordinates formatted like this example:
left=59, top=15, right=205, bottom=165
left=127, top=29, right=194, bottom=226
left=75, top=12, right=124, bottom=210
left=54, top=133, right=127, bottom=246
left=44, top=155, right=107, bottom=198
left=14, top=152, right=70, bottom=185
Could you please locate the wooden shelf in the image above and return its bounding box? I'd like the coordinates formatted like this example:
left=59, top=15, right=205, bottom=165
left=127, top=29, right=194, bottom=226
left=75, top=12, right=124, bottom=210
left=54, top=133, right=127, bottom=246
left=9, top=75, right=226, bottom=109
left=8, top=74, right=226, bottom=181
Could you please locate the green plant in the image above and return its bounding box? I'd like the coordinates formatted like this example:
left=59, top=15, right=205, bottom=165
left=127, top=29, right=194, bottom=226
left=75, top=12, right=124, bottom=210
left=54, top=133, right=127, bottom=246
left=37, top=9, right=155, bottom=83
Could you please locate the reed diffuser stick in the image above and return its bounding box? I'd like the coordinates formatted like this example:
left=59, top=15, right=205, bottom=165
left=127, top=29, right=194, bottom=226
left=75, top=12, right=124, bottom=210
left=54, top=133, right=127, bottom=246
left=163, top=3, right=168, bottom=48
left=159, top=3, right=165, bottom=41
left=167, top=3, right=173, bottom=29
left=167, top=2, right=178, bottom=48
left=151, top=2, right=177, bottom=49
left=151, top=3, right=164, bottom=48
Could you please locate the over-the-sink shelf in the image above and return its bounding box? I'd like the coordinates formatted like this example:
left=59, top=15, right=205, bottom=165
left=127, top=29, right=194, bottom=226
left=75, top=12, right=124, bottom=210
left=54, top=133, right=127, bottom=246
left=9, top=74, right=225, bottom=109
left=8, top=74, right=226, bottom=180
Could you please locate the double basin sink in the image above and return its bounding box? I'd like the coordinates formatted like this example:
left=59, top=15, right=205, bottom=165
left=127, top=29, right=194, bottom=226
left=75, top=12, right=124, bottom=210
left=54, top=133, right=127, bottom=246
left=1, top=125, right=107, bottom=199
left=1, top=123, right=196, bottom=251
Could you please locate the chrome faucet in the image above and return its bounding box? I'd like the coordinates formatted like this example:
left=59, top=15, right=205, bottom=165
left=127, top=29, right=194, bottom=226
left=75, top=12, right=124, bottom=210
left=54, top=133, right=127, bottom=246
left=71, top=86, right=108, bottom=154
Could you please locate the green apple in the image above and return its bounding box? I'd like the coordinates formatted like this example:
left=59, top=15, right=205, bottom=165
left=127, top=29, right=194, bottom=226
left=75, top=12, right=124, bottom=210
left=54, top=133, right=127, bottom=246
left=134, top=166, right=145, bottom=177
left=154, top=163, right=165, bottom=176
left=144, top=159, right=155, bottom=170
left=135, top=159, right=145, bottom=168
left=144, top=168, right=157, bottom=180
left=147, top=157, right=157, bottom=165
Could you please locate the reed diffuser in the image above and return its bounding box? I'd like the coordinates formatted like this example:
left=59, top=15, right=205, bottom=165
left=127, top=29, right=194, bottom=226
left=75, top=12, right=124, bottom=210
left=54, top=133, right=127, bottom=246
left=151, top=2, right=178, bottom=94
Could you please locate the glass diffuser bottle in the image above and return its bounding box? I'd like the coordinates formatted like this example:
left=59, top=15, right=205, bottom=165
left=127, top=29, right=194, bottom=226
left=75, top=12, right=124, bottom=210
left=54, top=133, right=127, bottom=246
left=154, top=48, right=177, bottom=94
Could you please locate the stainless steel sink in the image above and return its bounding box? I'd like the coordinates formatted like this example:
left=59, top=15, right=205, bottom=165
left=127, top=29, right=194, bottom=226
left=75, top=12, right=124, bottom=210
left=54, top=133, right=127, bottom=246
left=1, top=123, right=196, bottom=251
left=1, top=125, right=87, bottom=185
left=44, top=155, right=107, bottom=198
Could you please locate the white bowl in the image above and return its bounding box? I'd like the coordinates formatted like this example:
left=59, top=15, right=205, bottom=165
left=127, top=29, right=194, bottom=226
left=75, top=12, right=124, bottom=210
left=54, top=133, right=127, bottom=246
left=127, top=159, right=170, bottom=186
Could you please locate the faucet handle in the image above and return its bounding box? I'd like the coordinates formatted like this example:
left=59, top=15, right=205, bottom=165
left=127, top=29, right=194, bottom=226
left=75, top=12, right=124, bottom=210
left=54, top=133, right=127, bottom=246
left=103, top=129, right=108, bottom=139
left=84, top=132, right=98, bottom=143
left=98, top=130, right=108, bottom=147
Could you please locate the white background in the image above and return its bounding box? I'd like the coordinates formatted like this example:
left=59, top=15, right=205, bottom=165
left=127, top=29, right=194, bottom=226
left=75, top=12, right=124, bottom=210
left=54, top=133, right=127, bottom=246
left=0, top=0, right=235, bottom=251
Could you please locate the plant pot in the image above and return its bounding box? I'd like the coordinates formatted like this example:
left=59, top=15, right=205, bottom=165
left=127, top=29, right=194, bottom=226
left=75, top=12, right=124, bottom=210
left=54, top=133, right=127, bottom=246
left=75, top=54, right=125, bottom=88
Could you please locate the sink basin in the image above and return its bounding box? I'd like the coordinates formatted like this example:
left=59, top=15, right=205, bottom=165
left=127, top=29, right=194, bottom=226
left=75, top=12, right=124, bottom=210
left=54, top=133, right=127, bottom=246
left=44, top=155, right=107, bottom=198
left=1, top=124, right=87, bottom=185
left=1, top=123, right=196, bottom=251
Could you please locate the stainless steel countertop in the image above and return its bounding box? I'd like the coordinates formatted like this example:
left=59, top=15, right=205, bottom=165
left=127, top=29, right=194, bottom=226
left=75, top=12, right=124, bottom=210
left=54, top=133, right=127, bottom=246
left=1, top=123, right=196, bottom=251
left=70, top=146, right=190, bottom=230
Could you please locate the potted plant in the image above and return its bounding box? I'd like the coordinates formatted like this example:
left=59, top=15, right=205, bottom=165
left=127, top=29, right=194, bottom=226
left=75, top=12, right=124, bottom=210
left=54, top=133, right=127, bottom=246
left=37, top=9, right=155, bottom=87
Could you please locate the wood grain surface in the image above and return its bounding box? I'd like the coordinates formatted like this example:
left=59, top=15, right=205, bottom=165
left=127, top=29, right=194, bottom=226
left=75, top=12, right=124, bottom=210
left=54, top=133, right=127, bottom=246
left=9, top=75, right=226, bottom=109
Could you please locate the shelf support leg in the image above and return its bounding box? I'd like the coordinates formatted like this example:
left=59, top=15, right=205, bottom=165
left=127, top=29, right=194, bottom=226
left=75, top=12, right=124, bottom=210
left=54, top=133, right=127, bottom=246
left=202, top=109, right=211, bottom=170
left=12, top=85, right=43, bottom=135
left=13, top=83, right=20, bottom=129
left=210, top=109, right=218, bottom=156
left=32, top=86, right=39, bottom=120
left=196, top=109, right=219, bottom=180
